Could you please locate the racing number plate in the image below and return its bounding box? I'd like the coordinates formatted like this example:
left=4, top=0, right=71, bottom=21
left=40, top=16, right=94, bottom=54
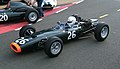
left=68, top=30, right=76, bottom=40
left=15, top=37, right=29, bottom=45
left=0, top=13, right=8, bottom=22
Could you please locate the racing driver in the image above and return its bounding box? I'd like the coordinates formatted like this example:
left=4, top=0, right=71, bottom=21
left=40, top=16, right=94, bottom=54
left=66, top=14, right=92, bottom=29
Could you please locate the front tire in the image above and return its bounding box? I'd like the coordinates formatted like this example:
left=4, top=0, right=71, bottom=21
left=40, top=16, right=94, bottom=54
left=25, top=9, right=39, bottom=23
left=94, top=23, right=109, bottom=41
left=19, top=25, right=36, bottom=37
left=44, top=37, right=63, bottom=58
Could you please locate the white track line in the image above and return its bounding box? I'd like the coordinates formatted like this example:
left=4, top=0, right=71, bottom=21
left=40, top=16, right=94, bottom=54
left=56, top=7, right=68, bottom=13
left=99, top=14, right=109, bottom=19
left=15, top=27, right=22, bottom=31
left=28, top=24, right=33, bottom=25
left=37, top=18, right=43, bottom=22
left=117, top=9, right=120, bottom=12
left=73, top=0, right=84, bottom=4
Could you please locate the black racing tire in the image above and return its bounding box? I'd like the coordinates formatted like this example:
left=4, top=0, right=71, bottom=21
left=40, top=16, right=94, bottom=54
left=44, top=37, right=63, bottom=58
left=94, top=23, right=109, bottom=41
left=50, top=5, right=56, bottom=9
left=50, top=7, right=54, bottom=9
left=25, top=9, right=39, bottom=23
left=19, top=25, right=36, bottom=37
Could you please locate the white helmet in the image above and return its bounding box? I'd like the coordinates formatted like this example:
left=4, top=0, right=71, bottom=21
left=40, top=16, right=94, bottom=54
left=67, top=16, right=77, bottom=27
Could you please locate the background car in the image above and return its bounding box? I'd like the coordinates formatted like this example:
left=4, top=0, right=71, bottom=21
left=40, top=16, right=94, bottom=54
left=0, top=1, right=43, bottom=23
left=41, top=0, right=57, bottom=9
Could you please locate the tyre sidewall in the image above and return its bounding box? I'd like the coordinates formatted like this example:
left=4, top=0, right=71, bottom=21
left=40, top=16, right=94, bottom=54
left=94, top=23, right=109, bottom=41
left=44, top=37, right=63, bottom=58
left=19, top=25, right=36, bottom=37
left=25, top=8, right=39, bottom=23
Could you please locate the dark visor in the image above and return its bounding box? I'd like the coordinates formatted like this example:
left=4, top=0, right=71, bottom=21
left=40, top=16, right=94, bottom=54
left=67, top=21, right=72, bottom=23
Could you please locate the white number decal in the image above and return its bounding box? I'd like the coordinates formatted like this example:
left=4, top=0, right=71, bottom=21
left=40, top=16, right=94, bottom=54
left=0, top=13, right=8, bottom=21
left=15, top=37, right=29, bottom=45
left=68, top=31, right=76, bottom=40
left=0, top=14, right=4, bottom=21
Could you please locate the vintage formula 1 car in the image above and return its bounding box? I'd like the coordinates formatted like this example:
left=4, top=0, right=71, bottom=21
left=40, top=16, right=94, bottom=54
left=10, top=17, right=109, bottom=57
left=0, top=1, right=43, bottom=23
left=41, top=0, right=57, bottom=9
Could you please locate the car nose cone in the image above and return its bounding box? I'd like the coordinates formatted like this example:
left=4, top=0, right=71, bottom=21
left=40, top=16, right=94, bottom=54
left=10, top=42, right=21, bottom=53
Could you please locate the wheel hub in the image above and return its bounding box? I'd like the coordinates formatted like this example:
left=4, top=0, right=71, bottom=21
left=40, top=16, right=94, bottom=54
left=101, top=26, right=108, bottom=38
left=50, top=42, right=61, bottom=55
left=28, top=12, right=37, bottom=22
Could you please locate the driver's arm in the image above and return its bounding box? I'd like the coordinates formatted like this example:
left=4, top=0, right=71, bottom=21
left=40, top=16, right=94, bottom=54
left=0, top=5, right=7, bottom=9
left=30, top=0, right=36, bottom=6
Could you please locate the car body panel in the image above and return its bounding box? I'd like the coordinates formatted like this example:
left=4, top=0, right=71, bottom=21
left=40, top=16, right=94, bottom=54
left=0, top=10, right=25, bottom=21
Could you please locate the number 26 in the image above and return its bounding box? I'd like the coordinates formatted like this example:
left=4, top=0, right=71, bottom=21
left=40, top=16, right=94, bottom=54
left=68, top=31, right=76, bottom=40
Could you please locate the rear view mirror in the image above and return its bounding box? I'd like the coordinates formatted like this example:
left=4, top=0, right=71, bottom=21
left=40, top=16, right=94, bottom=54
left=57, top=21, right=61, bottom=25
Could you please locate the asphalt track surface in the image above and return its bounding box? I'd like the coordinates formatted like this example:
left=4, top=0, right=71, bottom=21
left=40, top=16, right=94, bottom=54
left=1, top=0, right=120, bottom=69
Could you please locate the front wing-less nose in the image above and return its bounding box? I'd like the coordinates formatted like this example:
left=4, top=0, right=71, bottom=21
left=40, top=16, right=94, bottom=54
left=10, top=42, right=21, bottom=53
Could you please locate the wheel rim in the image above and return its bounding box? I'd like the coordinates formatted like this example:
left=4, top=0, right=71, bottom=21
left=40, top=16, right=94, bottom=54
left=24, top=29, right=35, bottom=37
left=28, top=12, right=37, bottom=22
left=101, top=26, right=109, bottom=38
left=50, top=41, right=61, bottom=55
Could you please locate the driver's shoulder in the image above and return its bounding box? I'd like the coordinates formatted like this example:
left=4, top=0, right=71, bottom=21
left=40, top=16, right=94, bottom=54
left=58, top=22, right=66, bottom=26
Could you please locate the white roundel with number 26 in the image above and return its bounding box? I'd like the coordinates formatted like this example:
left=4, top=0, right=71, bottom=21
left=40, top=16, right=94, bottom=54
left=68, top=30, right=76, bottom=40
left=15, top=37, right=29, bottom=45
left=0, top=13, right=8, bottom=22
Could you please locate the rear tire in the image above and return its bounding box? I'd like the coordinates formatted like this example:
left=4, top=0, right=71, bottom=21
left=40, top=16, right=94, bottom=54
left=25, top=9, right=39, bottom=23
left=94, top=23, right=109, bottom=41
left=44, top=37, right=63, bottom=58
left=19, top=25, right=36, bottom=37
